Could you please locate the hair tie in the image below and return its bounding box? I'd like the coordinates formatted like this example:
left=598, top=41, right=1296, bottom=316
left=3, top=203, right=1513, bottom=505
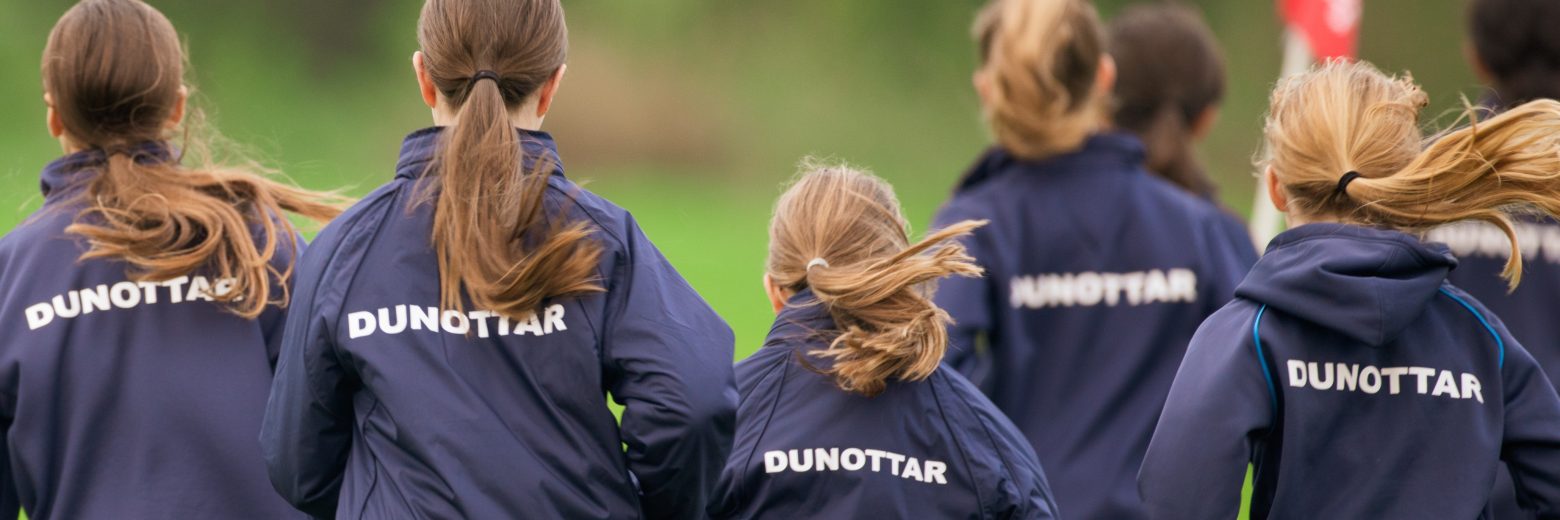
left=806, top=258, right=830, bottom=271
left=1336, top=171, right=1362, bottom=196
left=469, top=70, right=501, bottom=88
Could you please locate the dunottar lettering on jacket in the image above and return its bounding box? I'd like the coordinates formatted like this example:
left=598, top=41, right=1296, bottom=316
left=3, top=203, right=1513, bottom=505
left=1009, top=268, right=1197, bottom=309
left=1286, top=360, right=1483, bottom=403
left=1428, top=220, right=1560, bottom=264
left=346, top=303, right=567, bottom=339
left=763, top=448, right=949, bottom=485
left=24, top=275, right=237, bottom=330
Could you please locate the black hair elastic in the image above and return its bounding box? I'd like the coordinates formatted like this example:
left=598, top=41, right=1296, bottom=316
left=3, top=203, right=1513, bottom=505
left=1336, top=171, right=1362, bottom=196
left=469, top=70, right=501, bottom=87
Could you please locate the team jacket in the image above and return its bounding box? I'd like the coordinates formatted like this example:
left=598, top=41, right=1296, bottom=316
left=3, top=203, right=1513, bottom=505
left=0, top=145, right=305, bottom=519
left=1139, top=223, right=1560, bottom=519
left=1428, top=217, right=1560, bottom=520
left=708, top=290, right=1057, bottom=519
left=931, top=133, right=1256, bottom=520
left=260, top=128, right=737, bottom=519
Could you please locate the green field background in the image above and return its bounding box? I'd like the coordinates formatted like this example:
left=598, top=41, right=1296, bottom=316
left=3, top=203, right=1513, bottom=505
left=0, top=0, right=1478, bottom=517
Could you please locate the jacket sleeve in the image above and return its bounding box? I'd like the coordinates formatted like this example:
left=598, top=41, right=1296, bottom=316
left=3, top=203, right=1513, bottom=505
left=931, top=203, right=997, bottom=385
left=1499, top=338, right=1560, bottom=516
left=1139, top=303, right=1274, bottom=519
left=601, top=215, right=737, bottom=520
left=260, top=228, right=357, bottom=519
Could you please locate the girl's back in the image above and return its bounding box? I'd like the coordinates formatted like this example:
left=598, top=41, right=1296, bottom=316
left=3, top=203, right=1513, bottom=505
left=266, top=129, right=734, bottom=518
left=0, top=163, right=303, bottom=518
left=0, top=1, right=339, bottom=517
left=713, top=292, right=1052, bottom=519
left=937, top=136, right=1249, bottom=518
left=713, top=163, right=1055, bottom=519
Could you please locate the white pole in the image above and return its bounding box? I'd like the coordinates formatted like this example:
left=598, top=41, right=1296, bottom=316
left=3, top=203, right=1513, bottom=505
left=1249, top=29, right=1315, bottom=250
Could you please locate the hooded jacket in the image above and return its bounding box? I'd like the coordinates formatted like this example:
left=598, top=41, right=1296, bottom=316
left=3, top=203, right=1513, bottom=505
left=709, top=290, right=1057, bottom=519
left=260, top=128, right=737, bottom=519
left=0, top=145, right=305, bottom=519
left=1139, top=223, right=1560, bottom=519
left=932, top=134, right=1256, bottom=520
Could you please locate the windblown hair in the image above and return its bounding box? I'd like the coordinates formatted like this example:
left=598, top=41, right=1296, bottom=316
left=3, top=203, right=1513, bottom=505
left=42, top=0, right=342, bottom=318
left=974, top=0, right=1108, bottom=161
left=1265, top=60, right=1560, bottom=287
left=417, top=0, right=602, bottom=320
left=1109, top=3, right=1225, bottom=198
left=1468, top=0, right=1560, bottom=107
left=767, top=161, right=986, bottom=396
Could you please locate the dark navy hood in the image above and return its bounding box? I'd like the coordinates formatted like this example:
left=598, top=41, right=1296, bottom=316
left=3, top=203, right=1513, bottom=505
left=40, top=142, right=174, bottom=199
left=955, top=132, right=1146, bottom=192
left=1236, top=223, right=1458, bottom=347
left=394, top=126, right=562, bottom=181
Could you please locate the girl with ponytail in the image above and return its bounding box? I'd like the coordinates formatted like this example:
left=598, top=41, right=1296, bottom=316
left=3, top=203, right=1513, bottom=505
left=1107, top=3, right=1258, bottom=261
left=1140, top=60, right=1560, bottom=518
left=261, top=0, right=736, bottom=517
left=1431, top=3, right=1560, bottom=515
left=0, top=1, right=340, bottom=517
left=934, top=0, right=1256, bottom=517
left=710, top=162, right=1056, bottom=519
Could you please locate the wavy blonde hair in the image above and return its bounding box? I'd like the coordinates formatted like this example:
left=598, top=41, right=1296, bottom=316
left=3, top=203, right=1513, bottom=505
left=768, top=161, right=986, bottom=396
left=974, top=0, right=1108, bottom=161
left=1265, top=60, right=1560, bottom=287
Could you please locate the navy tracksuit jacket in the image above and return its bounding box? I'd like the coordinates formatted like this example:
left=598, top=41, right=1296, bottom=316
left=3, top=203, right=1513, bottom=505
left=932, top=134, right=1257, bottom=519
left=260, top=128, right=737, bottom=519
left=1430, top=217, right=1560, bottom=519
left=709, top=290, right=1057, bottom=519
left=1140, top=223, right=1560, bottom=519
left=0, top=145, right=306, bottom=519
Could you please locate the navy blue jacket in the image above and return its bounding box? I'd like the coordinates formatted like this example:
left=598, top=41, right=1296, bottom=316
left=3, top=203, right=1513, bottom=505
left=1140, top=223, right=1560, bottom=519
left=0, top=146, right=305, bottom=519
left=260, top=127, right=737, bottom=519
left=1429, top=218, right=1560, bottom=520
left=932, top=134, right=1256, bottom=520
left=709, top=291, right=1057, bottom=519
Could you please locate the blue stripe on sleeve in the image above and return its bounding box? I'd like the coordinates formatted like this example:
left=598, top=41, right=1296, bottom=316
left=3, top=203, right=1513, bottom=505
left=1438, top=288, right=1505, bottom=368
left=1252, top=305, right=1278, bottom=412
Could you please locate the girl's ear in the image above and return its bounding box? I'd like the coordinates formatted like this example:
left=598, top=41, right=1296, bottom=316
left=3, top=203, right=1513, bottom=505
left=1191, top=106, right=1220, bottom=141
left=1464, top=41, right=1494, bottom=86
left=44, top=93, right=64, bottom=139
left=413, top=51, right=438, bottom=110
left=763, top=273, right=789, bottom=315
left=1094, top=54, right=1118, bottom=99
left=1266, top=167, right=1290, bottom=213
left=972, top=70, right=993, bottom=108
left=166, top=85, right=188, bottom=129
left=535, top=64, right=566, bottom=118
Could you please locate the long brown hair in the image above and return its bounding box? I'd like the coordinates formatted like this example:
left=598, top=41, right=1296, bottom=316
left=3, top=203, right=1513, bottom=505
left=1265, top=60, right=1560, bottom=287
left=417, top=0, right=603, bottom=320
left=42, top=0, right=342, bottom=318
left=1108, top=3, right=1225, bottom=198
left=767, top=161, right=986, bottom=396
left=974, top=0, right=1108, bottom=161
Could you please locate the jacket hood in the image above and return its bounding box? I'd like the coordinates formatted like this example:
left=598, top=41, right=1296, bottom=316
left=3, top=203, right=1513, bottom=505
left=1236, top=223, right=1458, bottom=347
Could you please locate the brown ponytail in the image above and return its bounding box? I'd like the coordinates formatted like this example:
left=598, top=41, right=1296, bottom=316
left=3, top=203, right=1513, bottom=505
left=974, top=0, right=1108, bottom=161
left=768, top=161, right=987, bottom=396
left=1265, top=60, right=1560, bottom=288
left=43, top=0, right=343, bottom=318
left=1108, top=3, right=1226, bottom=198
left=417, top=0, right=602, bottom=320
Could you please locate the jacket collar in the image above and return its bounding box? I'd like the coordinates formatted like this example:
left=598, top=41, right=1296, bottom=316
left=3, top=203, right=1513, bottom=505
left=394, top=126, right=565, bottom=181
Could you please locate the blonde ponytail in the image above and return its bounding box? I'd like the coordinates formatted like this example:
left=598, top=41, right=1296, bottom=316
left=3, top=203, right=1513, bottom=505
left=974, top=0, right=1108, bottom=161
left=768, top=161, right=987, bottom=396
left=1266, top=60, right=1560, bottom=288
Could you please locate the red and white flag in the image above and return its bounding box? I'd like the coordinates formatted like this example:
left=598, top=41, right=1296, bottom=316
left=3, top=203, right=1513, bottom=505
left=1279, top=0, right=1361, bottom=60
